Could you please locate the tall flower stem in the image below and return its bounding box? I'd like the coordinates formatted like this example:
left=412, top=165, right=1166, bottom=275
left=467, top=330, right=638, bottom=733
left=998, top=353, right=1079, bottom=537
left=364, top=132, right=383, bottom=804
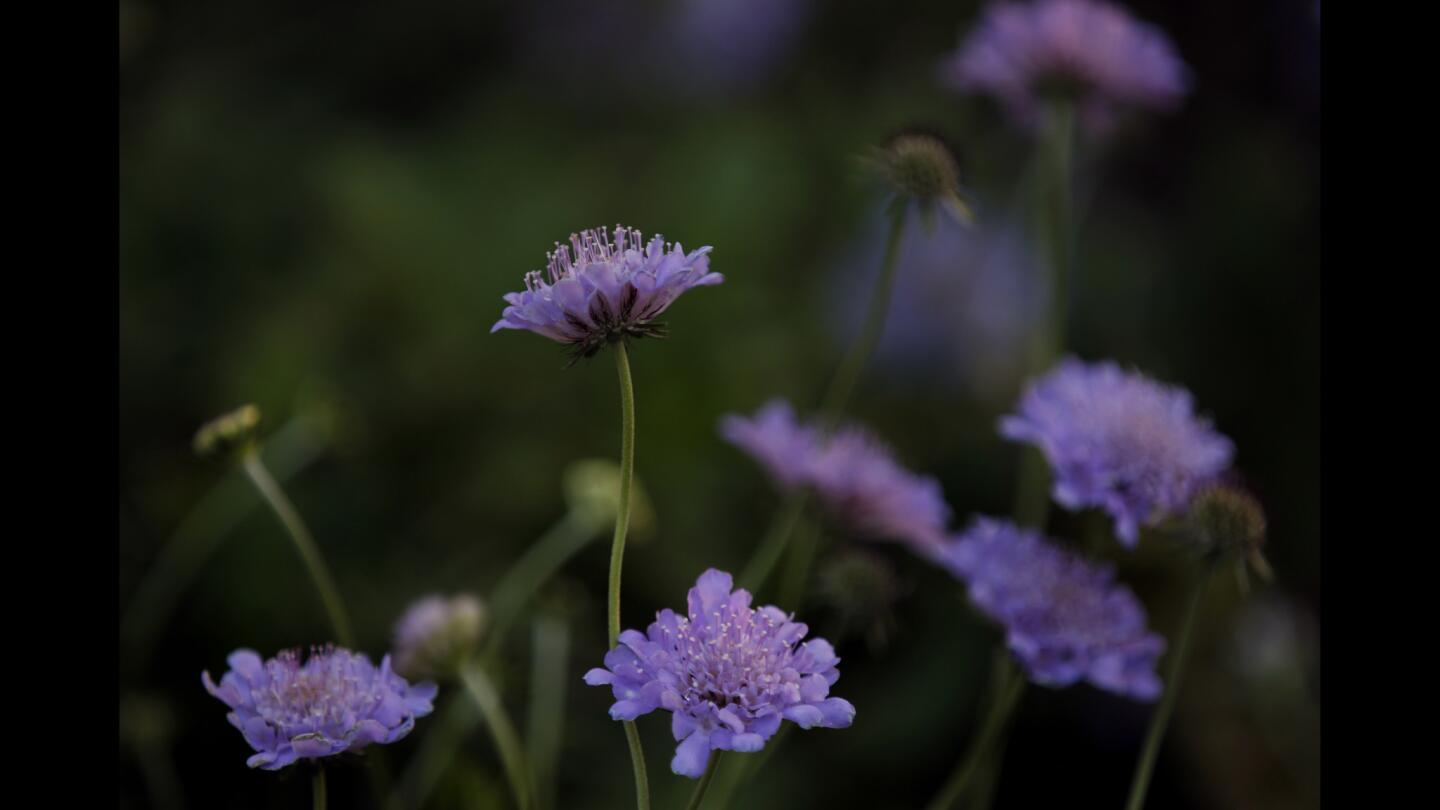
left=312, top=768, right=327, bottom=810
left=684, top=751, right=723, bottom=810
left=608, top=341, right=650, bottom=810
left=1014, top=97, right=1076, bottom=530
left=460, top=662, right=534, bottom=810
left=924, top=657, right=1027, bottom=810
left=483, top=511, right=595, bottom=660
left=240, top=449, right=355, bottom=648
left=738, top=489, right=809, bottom=593
left=1124, top=565, right=1214, bottom=810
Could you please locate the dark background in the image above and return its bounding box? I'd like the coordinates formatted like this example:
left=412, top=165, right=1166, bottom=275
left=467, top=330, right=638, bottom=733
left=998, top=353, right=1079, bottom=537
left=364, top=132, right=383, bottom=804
left=119, top=0, right=1320, bottom=807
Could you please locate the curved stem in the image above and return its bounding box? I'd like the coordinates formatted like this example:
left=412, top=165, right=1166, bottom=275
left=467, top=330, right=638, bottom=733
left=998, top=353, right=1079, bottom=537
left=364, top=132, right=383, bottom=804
left=460, top=662, right=534, bottom=810
left=312, top=767, right=327, bottom=810
left=819, top=203, right=909, bottom=432
left=684, top=752, right=723, bottom=810
left=924, top=660, right=1027, bottom=810
left=483, top=511, right=594, bottom=658
left=240, top=450, right=355, bottom=648
left=608, top=342, right=650, bottom=810
left=738, top=489, right=809, bottom=595
left=1124, top=567, right=1213, bottom=810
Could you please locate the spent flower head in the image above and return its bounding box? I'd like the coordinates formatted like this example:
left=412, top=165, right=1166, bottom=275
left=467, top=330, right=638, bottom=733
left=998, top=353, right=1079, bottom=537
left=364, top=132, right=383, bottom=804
left=869, top=133, right=974, bottom=229
left=941, top=517, right=1164, bottom=699
left=941, top=0, right=1188, bottom=132
left=584, top=568, right=854, bottom=777
left=392, top=594, right=488, bottom=680
left=720, top=399, right=952, bottom=554
left=491, top=224, right=722, bottom=361
left=1000, top=357, right=1234, bottom=546
left=194, top=404, right=262, bottom=458
left=202, top=646, right=436, bottom=770
left=1187, top=483, right=1271, bottom=586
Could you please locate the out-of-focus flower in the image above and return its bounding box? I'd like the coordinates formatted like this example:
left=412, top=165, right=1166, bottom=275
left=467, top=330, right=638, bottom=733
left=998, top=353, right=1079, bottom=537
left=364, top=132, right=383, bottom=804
left=815, top=548, right=905, bottom=651
left=664, top=0, right=813, bottom=96
left=720, top=400, right=951, bottom=554
left=940, top=517, right=1164, bottom=699
left=202, top=646, right=436, bottom=770
left=828, top=209, right=1045, bottom=403
left=491, top=225, right=722, bottom=361
left=867, top=133, right=973, bottom=229
left=583, top=568, right=854, bottom=777
left=1001, top=357, right=1233, bottom=546
left=563, top=458, right=656, bottom=537
left=940, top=0, right=1188, bottom=132
left=1186, top=483, right=1271, bottom=585
left=193, top=404, right=262, bottom=458
left=392, top=594, right=488, bottom=680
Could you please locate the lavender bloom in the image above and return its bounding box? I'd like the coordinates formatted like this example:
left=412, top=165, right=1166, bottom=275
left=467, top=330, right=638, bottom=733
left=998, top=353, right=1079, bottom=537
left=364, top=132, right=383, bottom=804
left=491, top=224, right=722, bottom=360
left=1001, top=358, right=1234, bottom=546
left=202, top=646, right=437, bottom=770
left=941, top=0, right=1188, bottom=131
left=584, top=569, right=854, bottom=777
left=720, top=400, right=951, bottom=553
left=941, top=518, right=1164, bottom=699
left=392, top=594, right=487, bottom=680
left=665, top=0, right=813, bottom=96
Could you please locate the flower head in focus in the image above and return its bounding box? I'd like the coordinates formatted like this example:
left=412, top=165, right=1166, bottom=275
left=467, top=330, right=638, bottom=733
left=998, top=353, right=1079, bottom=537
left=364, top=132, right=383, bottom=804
left=202, top=646, right=436, bottom=770
left=940, top=0, right=1188, bottom=132
left=392, top=594, right=488, bottom=680
left=1000, top=357, right=1234, bottom=546
left=941, top=518, right=1164, bottom=699
left=583, top=569, right=854, bottom=777
left=720, top=399, right=952, bottom=554
left=491, top=224, right=723, bottom=361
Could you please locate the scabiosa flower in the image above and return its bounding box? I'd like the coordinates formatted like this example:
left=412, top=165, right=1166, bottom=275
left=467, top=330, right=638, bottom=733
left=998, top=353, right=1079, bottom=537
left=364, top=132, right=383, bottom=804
left=392, top=594, right=487, bottom=680
left=583, top=568, right=854, bottom=777
left=490, top=224, right=722, bottom=360
left=941, top=517, right=1164, bottom=699
left=202, top=646, right=437, bottom=770
left=719, top=399, right=952, bottom=554
left=941, top=0, right=1188, bottom=132
left=1001, top=358, right=1234, bottom=546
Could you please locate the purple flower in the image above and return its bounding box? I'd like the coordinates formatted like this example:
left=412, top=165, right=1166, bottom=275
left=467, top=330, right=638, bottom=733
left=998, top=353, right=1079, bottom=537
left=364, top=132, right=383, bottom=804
left=202, top=646, right=437, bottom=770
left=491, top=224, right=722, bottom=360
left=941, top=0, right=1188, bottom=131
left=392, top=594, right=487, bottom=680
left=720, top=399, right=952, bottom=554
left=1001, top=358, right=1233, bottom=546
left=941, top=518, right=1164, bottom=700
left=584, top=569, right=854, bottom=777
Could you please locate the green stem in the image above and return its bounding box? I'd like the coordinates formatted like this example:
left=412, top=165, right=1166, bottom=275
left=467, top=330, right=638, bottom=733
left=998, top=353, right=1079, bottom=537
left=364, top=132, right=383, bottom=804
left=608, top=342, right=650, bottom=810
left=738, top=489, right=809, bottom=595
left=1124, top=567, right=1213, bottom=810
left=387, top=694, right=475, bottom=810
left=526, top=614, right=570, bottom=810
left=240, top=450, right=355, bottom=648
left=460, top=662, right=534, bottom=810
left=819, top=203, right=909, bottom=432
left=483, top=511, right=594, bottom=658
left=684, top=752, right=723, bottom=810
left=924, top=662, right=1026, bottom=810
left=312, top=768, right=327, bottom=810
left=777, top=516, right=820, bottom=610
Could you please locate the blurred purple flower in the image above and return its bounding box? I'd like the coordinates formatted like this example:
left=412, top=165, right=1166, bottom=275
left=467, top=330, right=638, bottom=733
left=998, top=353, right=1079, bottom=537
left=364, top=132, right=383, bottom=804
left=666, top=0, right=813, bottom=96
left=941, top=517, right=1164, bottom=699
left=392, top=593, right=487, bottom=680
left=828, top=207, right=1046, bottom=403
left=584, top=568, right=854, bottom=777
left=491, top=225, right=722, bottom=360
left=1001, top=357, right=1233, bottom=546
left=941, top=0, right=1188, bottom=131
left=720, top=399, right=952, bottom=554
left=202, top=646, right=437, bottom=770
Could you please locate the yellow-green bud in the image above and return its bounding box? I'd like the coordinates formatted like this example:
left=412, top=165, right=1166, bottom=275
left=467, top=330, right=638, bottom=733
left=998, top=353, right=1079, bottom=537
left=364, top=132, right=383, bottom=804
left=562, top=458, right=655, bottom=538
left=192, top=404, right=262, bottom=458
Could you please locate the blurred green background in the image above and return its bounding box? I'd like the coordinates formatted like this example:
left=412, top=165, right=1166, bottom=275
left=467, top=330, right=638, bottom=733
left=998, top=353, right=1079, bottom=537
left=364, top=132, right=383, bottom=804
left=119, top=0, right=1319, bottom=808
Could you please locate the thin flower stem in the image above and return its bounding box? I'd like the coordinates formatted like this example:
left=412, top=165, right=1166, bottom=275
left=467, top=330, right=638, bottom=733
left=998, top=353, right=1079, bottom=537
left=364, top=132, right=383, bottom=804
left=684, top=752, right=723, bottom=810
left=387, top=693, right=475, bottom=810
left=738, top=488, right=809, bottom=594
left=460, top=662, right=535, bottom=810
left=483, top=511, right=594, bottom=659
left=527, top=614, right=571, bottom=810
left=819, top=202, right=910, bottom=432
left=608, top=342, right=651, bottom=810
left=240, top=450, right=355, bottom=648
left=312, top=768, right=327, bottom=810
left=1124, top=566, right=1213, bottom=810
left=924, top=661, right=1027, bottom=810
left=777, top=516, right=820, bottom=610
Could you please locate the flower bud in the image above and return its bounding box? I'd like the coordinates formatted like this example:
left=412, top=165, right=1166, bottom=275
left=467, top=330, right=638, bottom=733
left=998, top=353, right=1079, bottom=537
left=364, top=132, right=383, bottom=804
left=1188, top=484, right=1271, bottom=581
left=392, top=594, right=488, bottom=680
left=562, top=458, right=655, bottom=538
left=870, top=132, right=974, bottom=229
left=193, top=404, right=262, bottom=458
